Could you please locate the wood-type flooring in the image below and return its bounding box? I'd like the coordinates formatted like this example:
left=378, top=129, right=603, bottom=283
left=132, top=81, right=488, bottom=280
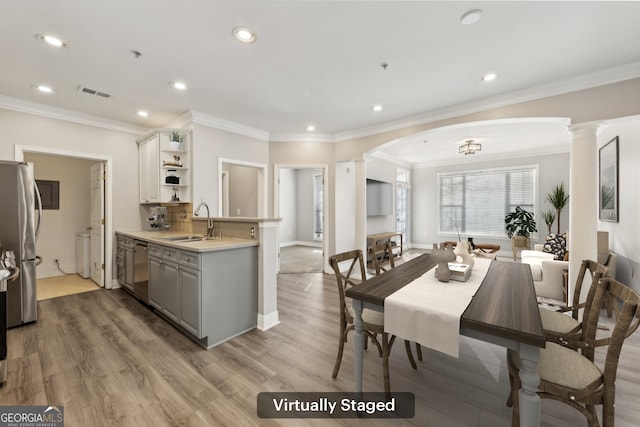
left=2, top=258, right=639, bottom=426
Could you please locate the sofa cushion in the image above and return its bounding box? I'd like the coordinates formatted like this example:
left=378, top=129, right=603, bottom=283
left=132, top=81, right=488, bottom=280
left=543, top=233, right=567, bottom=260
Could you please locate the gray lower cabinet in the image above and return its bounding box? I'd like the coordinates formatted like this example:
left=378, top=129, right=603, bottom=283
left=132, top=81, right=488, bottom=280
left=116, top=234, right=135, bottom=292
left=178, top=265, right=201, bottom=336
left=148, top=245, right=203, bottom=337
left=147, top=242, right=257, bottom=347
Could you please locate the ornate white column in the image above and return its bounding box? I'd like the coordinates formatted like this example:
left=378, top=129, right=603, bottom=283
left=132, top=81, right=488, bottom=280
left=568, top=122, right=600, bottom=301
left=354, top=158, right=367, bottom=254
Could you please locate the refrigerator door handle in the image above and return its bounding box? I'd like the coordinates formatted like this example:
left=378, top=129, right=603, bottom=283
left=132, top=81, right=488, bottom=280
left=34, top=181, right=42, bottom=242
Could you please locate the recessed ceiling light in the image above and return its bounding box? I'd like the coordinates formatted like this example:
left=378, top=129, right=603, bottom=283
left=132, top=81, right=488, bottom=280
left=306, top=125, right=316, bottom=132
left=32, top=84, right=55, bottom=94
left=481, top=73, right=499, bottom=82
left=36, top=34, right=68, bottom=49
left=460, top=9, right=482, bottom=25
left=169, top=81, right=187, bottom=90
left=137, top=110, right=149, bottom=117
left=233, top=27, right=256, bottom=43
left=372, top=105, right=383, bottom=112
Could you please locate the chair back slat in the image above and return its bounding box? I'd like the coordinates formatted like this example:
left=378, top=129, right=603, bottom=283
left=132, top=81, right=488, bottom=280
left=368, top=241, right=395, bottom=276
left=329, top=250, right=367, bottom=318
left=571, top=259, right=607, bottom=321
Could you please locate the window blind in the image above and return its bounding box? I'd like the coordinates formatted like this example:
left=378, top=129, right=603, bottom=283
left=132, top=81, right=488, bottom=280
left=438, top=166, right=536, bottom=237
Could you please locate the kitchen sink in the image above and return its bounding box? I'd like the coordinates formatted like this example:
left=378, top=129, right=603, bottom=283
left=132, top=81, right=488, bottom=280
left=162, top=235, right=205, bottom=242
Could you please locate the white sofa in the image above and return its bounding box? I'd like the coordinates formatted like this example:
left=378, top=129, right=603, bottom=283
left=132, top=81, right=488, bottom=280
left=521, top=246, right=568, bottom=302
left=522, top=243, right=619, bottom=304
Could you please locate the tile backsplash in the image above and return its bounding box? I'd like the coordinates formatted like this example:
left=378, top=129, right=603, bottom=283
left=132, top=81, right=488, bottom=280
left=164, top=203, right=192, bottom=233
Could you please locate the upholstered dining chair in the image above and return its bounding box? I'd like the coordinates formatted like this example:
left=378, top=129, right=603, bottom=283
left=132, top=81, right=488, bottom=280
left=507, top=277, right=640, bottom=427
left=368, top=241, right=422, bottom=367
left=539, top=259, right=607, bottom=343
left=329, top=249, right=417, bottom=395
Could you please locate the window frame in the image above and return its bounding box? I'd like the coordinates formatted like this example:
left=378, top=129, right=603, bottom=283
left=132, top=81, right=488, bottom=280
left=437, top=165, right=539, bottom=240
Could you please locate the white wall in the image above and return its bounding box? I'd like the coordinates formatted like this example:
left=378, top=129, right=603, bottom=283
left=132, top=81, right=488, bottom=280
left=24, top=153, right=95, bottom=278
left=411, top=152, right=571, bottom=256
left=334, top=161, right=357, bottom=254
left=597, top=116, right=640, bottom=292
left=192, top=122, right=268, bottom=215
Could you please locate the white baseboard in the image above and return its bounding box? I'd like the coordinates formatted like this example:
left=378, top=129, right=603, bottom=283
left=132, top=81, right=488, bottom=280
left=280, top=240, right=322, bottom=248
left=257, top=311, right=280, bottom=331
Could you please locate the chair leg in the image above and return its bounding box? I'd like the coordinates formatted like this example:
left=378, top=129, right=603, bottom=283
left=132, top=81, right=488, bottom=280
left=415, top=343, right=422, bottom=361
left=601, top=393, right=615, bottom=427
left=382, top=332, right=391, bottom=398
left=371, top=333, right=383, bottom=357
left=332, top=322, right=346, bottom=379
left=404, top=340, right=417, bottom=370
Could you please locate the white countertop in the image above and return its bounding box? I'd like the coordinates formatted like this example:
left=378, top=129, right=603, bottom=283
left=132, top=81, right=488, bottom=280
left=116, top=230, right=259, bottom=253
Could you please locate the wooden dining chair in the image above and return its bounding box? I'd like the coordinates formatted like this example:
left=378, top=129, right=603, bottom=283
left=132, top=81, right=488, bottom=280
left=507, top=277, right=640, bottom=427
left=329, top=249, right=417, bottom=395
left=368, top=241, right=395, bottom=275
left=368, top=241, right=422, bottom=367
left=539, top=259, right=607, bottom=344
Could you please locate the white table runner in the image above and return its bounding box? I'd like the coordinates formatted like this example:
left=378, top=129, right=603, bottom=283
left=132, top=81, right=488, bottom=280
left=384, top=257, right=492, bottom=358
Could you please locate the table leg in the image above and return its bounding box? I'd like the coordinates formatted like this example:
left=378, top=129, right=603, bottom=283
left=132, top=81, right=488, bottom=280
left=352, top=299, right=364, bottom=396
left=518, top=344, right=541, bottom=427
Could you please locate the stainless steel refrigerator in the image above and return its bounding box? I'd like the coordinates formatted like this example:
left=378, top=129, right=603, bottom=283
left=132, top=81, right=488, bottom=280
left=0, top=161, right=42, bottom=327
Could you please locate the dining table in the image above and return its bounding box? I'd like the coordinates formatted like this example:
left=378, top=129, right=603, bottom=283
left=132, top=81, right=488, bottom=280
left=345, top=254, right=546, bottom=427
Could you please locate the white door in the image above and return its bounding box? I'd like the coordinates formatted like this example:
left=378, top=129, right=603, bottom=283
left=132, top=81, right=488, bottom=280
left=90, top=162, right=105, bottom=286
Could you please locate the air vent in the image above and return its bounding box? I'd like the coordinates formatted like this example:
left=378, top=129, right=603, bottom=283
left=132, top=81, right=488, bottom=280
left=78, top=85, right=112, bottom=98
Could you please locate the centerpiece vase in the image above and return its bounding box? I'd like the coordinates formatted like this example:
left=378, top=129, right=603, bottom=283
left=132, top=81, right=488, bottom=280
left=454, top=240, right=475, bottom=269
left=432, top=243, right=456, bottom=282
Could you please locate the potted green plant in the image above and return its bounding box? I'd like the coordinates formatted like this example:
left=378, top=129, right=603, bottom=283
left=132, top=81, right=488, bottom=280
left=169, top=131, right=184, bottom=149
left=505, top=206, right=537, bottom=259
left=546, top=182, right=569, bottom=234
left=540, top=209, right=556, bottom=234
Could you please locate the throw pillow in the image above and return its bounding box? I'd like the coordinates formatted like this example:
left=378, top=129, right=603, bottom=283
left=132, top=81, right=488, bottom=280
left=542, top=233, right=567, bottom=260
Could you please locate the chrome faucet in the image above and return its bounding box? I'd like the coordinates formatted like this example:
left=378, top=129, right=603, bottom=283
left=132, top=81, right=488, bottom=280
left=194, top=200, right=214, bottom=237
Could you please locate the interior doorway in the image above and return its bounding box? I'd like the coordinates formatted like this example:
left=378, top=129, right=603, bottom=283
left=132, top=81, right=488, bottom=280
left=274, top=164, right=328, bottom=273
left=15, top=145, right=113, bottom=290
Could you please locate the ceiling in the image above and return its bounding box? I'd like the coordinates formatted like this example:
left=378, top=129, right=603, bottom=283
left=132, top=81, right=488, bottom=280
left=1, top=1, right=640, bottom=165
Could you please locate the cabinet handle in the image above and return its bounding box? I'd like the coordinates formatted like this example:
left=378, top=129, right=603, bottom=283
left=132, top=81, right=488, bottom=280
left=184, top=257, right=190, bottom=262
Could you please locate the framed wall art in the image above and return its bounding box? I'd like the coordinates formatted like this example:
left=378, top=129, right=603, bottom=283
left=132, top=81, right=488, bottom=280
left=599, top=136, right=619, bottom=222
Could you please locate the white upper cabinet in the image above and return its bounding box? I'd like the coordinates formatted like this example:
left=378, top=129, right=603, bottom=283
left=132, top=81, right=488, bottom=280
left=137, top=129, right=191, bottom=204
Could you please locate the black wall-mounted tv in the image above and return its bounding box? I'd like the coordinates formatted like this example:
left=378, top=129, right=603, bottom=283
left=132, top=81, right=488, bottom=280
left=366, top=178, right=393, bottom=216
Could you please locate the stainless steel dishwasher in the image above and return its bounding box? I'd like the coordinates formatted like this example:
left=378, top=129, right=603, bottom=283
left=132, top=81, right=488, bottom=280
left=133, top=241, right=149, bottom=304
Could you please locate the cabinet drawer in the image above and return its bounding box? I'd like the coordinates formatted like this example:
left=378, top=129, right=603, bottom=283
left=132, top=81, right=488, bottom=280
left=161, top=247, right=180, bottom=262
left=148, top=244, right=162, bottom=257
left=123, top=237, right=135, bottom=248
left=179, top=251, right=200, bottom=270
left=116, top=235, right=125, bottom=246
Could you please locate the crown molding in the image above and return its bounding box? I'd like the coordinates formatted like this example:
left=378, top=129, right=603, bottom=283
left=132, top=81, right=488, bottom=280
left=334, top=62, right=640, bottom=143
left=367, top=150, right=413, bottom=170
left=0, top=94, right=146, bottom=135
left=190, top=110, right=269, bottom=141
left=268, top=132, right=335, bottom=143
